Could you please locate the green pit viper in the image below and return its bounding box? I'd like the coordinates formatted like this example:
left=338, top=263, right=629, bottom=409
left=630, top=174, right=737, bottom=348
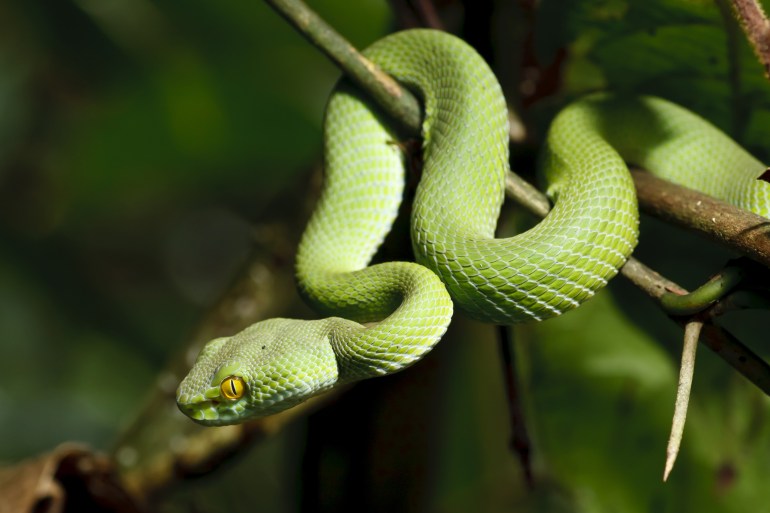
left=177, top=29, right=769, bottom=425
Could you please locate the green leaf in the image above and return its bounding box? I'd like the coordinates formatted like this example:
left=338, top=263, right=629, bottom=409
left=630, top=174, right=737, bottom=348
left=535, top=0, right=770, bottom=161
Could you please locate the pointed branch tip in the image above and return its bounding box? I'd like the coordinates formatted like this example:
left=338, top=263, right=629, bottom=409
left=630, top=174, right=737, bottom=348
left=663, top=321, right=703, bottom=482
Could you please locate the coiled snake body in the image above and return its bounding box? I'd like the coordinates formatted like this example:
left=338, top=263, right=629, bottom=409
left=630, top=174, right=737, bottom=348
left=177, top=30, right=769, bottom=425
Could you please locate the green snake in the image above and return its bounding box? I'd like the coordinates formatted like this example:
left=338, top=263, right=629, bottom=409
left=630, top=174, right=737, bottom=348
left=177, top=29, right=769, bottom=425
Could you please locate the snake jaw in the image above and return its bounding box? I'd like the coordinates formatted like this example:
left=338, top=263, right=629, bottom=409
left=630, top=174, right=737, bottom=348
left=176, top=388, right=250, bottom=425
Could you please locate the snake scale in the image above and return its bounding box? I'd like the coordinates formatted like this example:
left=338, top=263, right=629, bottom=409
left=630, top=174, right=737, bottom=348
left=177, top=29, right=769, bottom=425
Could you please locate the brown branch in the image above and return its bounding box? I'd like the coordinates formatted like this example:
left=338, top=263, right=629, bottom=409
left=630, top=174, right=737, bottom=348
left=700, top=323, right=770, bottom=394
left=632, top=169, right=770, bottom=268
left=619, top=257, right=687, bottom=297
left=728, top=0, right=770, bottom=78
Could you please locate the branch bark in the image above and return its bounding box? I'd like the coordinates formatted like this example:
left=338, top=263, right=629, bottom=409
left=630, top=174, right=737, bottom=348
left=729, top=0, right=770, bottom=78
left=633, top=170, right=770, bottom=267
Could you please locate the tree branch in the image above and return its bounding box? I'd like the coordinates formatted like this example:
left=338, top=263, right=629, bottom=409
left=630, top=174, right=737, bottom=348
left=632, top=170, right=770, bottom=268
left=617, top=260, right=770, bottom=396
left=728, top=0, right=770, bottom=78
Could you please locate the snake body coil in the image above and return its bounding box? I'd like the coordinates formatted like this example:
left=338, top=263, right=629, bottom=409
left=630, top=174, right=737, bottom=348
left=177, top=30, right=768, bottom=425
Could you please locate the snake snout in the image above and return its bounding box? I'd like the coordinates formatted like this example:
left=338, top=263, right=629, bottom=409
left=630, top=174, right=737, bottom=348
left=176, top=391, right=247, bottom=425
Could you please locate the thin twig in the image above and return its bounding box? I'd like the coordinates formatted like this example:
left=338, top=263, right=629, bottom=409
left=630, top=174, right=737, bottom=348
left=504, top=171, right=550, bottom=217
left=728, top=0, right=770, bottom=77
left=700, top=323, right=770, bottom=394
left=413, top=0, right=445, bottom=30
left=660, top=263, right=746, bottom=315
left=497, top=325, right=534, bottom=488
left=619, top=257, right=687, bottom=298
left=663, top=320, right=703, bottom=481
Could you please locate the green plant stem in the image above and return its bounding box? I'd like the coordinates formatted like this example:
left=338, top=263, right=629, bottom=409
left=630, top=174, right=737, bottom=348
left=661, top=265, right=746, bottom=316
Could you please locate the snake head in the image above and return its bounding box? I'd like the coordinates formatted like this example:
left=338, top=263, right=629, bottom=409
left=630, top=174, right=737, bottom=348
left=176, top=318, right=340, bottom=425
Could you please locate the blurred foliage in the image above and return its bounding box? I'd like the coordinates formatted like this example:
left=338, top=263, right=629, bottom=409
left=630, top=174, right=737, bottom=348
left=1, top=0, right=769, bottom=512
left=0, top=0, right=389, bottom=459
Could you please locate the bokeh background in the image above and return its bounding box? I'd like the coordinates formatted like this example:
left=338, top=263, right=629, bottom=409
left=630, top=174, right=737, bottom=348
left=2, top=0, right=770, bottom=512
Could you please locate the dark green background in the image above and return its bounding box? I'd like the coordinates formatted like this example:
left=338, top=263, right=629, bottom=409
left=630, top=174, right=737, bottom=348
left=1, top=0, right=769, bottom=511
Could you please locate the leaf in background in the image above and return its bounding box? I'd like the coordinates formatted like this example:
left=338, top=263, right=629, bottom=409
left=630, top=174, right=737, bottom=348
left=535, top=0, right=770, bottom=161
left=528, top=290, right=770, bottom=513
left=0, top=0, right=391, bottom=463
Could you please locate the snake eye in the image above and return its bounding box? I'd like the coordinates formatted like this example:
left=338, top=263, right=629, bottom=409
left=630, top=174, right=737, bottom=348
left=220, top=375, right=246, bottom=401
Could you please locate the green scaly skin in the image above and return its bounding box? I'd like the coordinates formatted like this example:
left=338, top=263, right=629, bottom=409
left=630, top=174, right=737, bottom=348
left=177, top=30, right=769, bottom=425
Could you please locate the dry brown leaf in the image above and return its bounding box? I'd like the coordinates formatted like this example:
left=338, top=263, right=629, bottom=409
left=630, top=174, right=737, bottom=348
left=0, top=444, right=143, bottom=513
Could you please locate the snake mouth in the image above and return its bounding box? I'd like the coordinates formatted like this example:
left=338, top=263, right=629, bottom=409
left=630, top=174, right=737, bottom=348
left=176, top=392, right=246, bottom=425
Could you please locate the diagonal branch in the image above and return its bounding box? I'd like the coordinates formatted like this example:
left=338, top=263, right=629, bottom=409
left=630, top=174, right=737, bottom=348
left=632, top=170, right=770, bottom=267
left=728, top=0, right=770, bottom=78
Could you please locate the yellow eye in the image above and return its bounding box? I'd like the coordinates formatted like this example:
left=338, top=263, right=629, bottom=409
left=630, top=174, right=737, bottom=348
left=220, top=375, right=246, bottom=400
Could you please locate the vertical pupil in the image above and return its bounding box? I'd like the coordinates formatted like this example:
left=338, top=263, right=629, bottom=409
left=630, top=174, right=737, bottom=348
left=229, top=379, right=237, bottom=395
